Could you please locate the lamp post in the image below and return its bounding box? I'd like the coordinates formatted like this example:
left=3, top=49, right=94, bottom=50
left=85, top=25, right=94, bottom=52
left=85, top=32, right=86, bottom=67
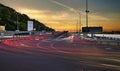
left=78, top=11, right=81, bottom=33
left=83, top=0, right=89, bottom=37
left=16, top=12, right=19, bottom=32
left=76, top=10, right=82, bottom=34
left=76, top=13, right=79, bottom=33
left=86, top=0, right=89, bottom=28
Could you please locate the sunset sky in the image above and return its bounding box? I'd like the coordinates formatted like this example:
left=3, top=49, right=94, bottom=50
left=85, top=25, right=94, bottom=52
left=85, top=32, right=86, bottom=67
left=0, top=0, right=120, bottom=32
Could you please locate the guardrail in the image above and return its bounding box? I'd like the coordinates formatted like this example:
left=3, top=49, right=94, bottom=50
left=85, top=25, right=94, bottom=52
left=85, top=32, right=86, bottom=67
left=94, top=37, right=120, bottom=46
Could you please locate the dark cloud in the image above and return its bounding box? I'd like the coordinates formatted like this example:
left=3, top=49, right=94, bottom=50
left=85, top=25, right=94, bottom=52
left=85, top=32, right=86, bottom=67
left=0, top=0, right=119, bottom=13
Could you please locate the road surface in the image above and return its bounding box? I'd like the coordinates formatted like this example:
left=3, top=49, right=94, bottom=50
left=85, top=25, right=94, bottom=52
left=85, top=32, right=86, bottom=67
left=0, top=34, right=120, bottom=71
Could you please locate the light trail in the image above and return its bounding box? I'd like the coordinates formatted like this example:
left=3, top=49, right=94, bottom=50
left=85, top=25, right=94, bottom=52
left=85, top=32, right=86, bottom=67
left=48, top=0, right=84, bottom=32
left=0, top=34, right=120, bottom=71
left=48, top=0, right=84, bottom=14
left=49, top=0, right=75, bottom=12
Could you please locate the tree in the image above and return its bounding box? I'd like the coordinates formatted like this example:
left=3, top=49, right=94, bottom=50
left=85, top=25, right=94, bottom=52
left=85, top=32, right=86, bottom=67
left=0, top=3, right=55, bottom=31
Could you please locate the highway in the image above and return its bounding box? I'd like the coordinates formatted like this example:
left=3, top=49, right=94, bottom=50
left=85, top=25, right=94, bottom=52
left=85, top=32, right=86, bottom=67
left=0, top=34, right=120, bottom=71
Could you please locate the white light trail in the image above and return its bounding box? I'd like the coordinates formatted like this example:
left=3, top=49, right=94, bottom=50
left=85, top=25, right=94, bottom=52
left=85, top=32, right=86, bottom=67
left=48, top=0, right=83, bottom=14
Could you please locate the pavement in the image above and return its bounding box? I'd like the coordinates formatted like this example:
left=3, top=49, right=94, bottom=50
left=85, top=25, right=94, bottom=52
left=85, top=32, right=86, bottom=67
left=0, top=34, right=120, bottom=71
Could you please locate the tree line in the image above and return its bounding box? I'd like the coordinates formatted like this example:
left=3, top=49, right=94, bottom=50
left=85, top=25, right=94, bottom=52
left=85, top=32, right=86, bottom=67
left=0, top=3, right=55, bottom=32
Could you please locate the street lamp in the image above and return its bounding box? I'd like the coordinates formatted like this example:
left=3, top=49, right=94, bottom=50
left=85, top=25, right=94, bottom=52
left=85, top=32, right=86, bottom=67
left=15, top=12, right=19, bottom=32
left=86, top=0, right=89, bottom=27
left=78, top=11, right=82, bottom=33
left=76, top=9, right=82, bottom=34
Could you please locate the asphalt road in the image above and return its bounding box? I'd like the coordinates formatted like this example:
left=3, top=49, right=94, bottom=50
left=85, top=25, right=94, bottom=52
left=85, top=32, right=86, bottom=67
left=0, top=34, right=120, bottom=71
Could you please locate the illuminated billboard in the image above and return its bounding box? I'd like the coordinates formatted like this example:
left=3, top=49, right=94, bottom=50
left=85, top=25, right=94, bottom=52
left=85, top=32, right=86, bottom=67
left=27, top=21, right=33, bottom=31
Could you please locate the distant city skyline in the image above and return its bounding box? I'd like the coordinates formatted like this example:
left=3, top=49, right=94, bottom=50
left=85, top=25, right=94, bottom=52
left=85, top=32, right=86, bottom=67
left=0, top=0, right=120, bottom=32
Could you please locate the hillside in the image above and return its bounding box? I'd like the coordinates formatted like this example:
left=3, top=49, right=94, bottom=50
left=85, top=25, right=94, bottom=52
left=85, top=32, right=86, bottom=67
left=0, top=3, right=55, bottom=31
